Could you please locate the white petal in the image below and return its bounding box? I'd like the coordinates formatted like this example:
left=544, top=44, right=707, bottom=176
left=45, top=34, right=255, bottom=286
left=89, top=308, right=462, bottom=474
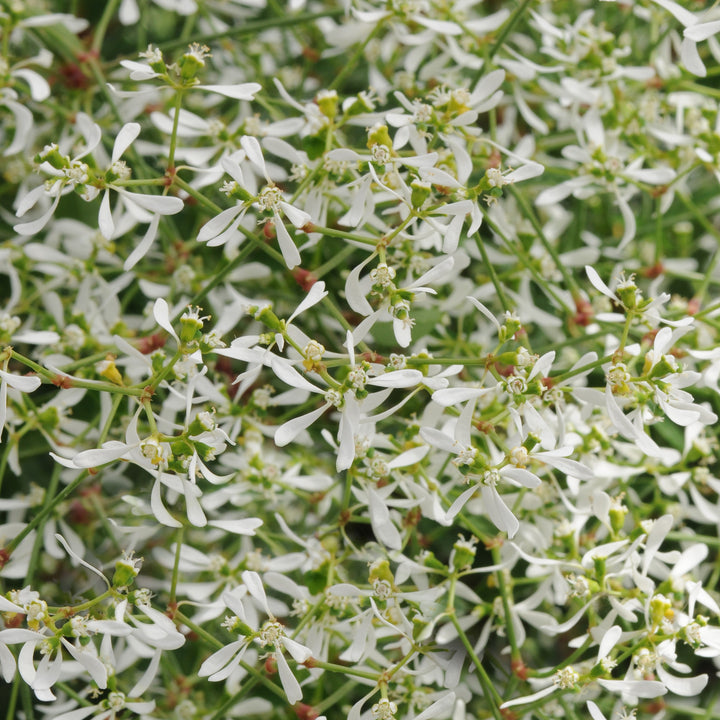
left=414, top=692, right=456, bottom=720
left=268, top=355, right=322, bottom=393
left=153, top=298, right=180, bottom=342
left=500, top=684, right=556, bottom=709
left=98, top=190, right=114, bottom=240
left=118, top=189, right=184, bottom=215
left=482, top=485, right=519, bottom=538
left=615, top=191, right=636, bottom=250
left=420, top=166, right=462, bottom=188
left=124, top=215, right=160, bottom=270
left=366, top=370, right=422, bottom=388
left=113, top=123, right=141, bottom=162
left=72, top=442, right=132, bottom=467
left=0, top=371, right=41, bottom=393
left=14, top=193, right=61, bottom=235
left=208, top=518, right=263, bottom=535
left=198, top=205, right=243, bottom=243
left=241, top=570, right=271, bottom=614
left=276, top=650, right=303, bottom=704
left=367, top=484, right=402, bottom=550
left=656, top=664, right=707, bottom=696
left=281, top=636, right=312, bottom=663
left=431, top=387, right=489, bottom=406
left=387, top=445, right=429, bottom=468
left=61, top=639, right=107, bottom=688
left=12, top=69, right=50, bottom=101
left=198, top=639, right=246, bottom=678
left=472, top=69, right=506, bottom=103
left=274, top=212, right=301, bottom=269
left=501, top=466, right=541, bottom=488
left=598, top=625, right=622, bottom=661
left=3, top=100, right=33, bottom=156
left=151, top=476, right=182, bottom=527
left=419, top=427, right=457, bottom=454
left=279, top=200, right=311, bottom=229
left=198, top=82, right=261, bottom=99
left=681, top=37, right=706, bottom=76
left=240, top=135, right=269, bottom=178
left=685, top=19, right=720, bottom=41
left=288, top=281, right=327, bottom=324
left=55, top=534, right=108, bottom=586
left=129, top=649, right=162, bottom=696
left=597, top=678, right=666, bottom=698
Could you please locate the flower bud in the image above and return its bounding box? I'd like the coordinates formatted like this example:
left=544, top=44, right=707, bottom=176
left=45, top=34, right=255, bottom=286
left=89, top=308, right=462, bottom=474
left=112, top=552, right=142, bottom=588
left=254, top=306, right=285, bottom=333
left=179, top=307, right=207, bottom=345
left=316, top=89, right=338, bottom=119
left=96, top=355, right=123, bottom=385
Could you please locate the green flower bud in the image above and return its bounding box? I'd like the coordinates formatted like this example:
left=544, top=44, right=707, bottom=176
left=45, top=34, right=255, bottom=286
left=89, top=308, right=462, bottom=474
left=369, top=558, right=394, bottom=586
left=367, top=124, right=393, bottom=150
left=180, top=307, right=207, bottom=345
left=254, top=306, right=285, bottom=333
left=112, top=552, right=142, bottom=588
left=179, top=43, right=211, bottom=82
left=410, top=179, right=432, bottom=208
left=316, top=89, right=338, bottom=119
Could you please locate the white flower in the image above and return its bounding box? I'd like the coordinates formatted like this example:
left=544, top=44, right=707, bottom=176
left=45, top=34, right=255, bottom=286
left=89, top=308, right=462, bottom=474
left=0, top=366, right=42, bottom=443
left=199, top=571, right=312, bottom=704
left=650, top=0, right=720, bottom=77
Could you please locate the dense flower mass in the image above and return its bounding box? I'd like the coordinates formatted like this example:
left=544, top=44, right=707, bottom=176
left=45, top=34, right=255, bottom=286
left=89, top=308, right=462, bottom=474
left=2, top=1, right=720, bottom=719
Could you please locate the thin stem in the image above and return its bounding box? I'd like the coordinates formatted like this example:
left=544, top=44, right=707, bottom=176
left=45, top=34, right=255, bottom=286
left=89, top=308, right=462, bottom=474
left=25, top=463, right=62, bottom=585
left=169, top=527, right=184, bottom=606
left=491, top=545, right=521, bottom=662
left=510, top=186, right=579, bottom=297
left=10, top=351, right=144, bottom=397
left=91, top=0, right=121, bottom=53
left=329, top=21, right=382, bottom=91
left=474, top=232, right=511, bottom=313
left=486, top=0, right=534, bottom=66
left=6, top=470, right=87, bottom=554
left=160, top=9, right=345, bottom=51
left=5, top=675, right=19, bottom=720
left=449, top=614, right=504, bottom=720
left=167, top=89, right=185, bottom=170
left=178, top=242, right=256, bottom=322
left=309, top=659, right=380, bottom=681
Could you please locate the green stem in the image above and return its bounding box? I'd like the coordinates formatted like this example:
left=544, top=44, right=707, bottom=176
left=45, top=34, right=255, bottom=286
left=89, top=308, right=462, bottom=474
left=10, top=351, right=144, bottom=397
left=449, top=614, right=504, bottom=720
left=7, top=471, right=88, bottom=554
left=177, top=242, right=256, bottom=322
left=551, top=354, right=613, bottom=384
left=308, top=659, right=380, bottom=681
left=491, top=545, right=521, bottom=663
left=5, top=674, right=19, bottom=720
left=169, top=527, right=184, bottom=606
left=91, top=0, right=121, bottom=52
left=167, top=89, right=185, bottom=170
left=25, top=464, right=63, bottom=585
left=20, top=681, right=35, bottom=720
left=314, top=680, right=357, bottom=713
left=510, top=186, right=579, bottom=297
left=486, top=0, right=534, bottom=65
left=329, top=21, right=382, bottom=91
left=0, top=437, right=14, bottom=497
left=310, top=225, right=377, bottom=246
left=160, top=9, right=345, bottom=51
left=174, top=611, right=287, bottom=701
left=474, top=232, right=511, bottom=313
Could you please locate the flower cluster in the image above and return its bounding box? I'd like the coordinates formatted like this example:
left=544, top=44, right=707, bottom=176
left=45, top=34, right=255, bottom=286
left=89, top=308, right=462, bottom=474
left=2, top=2, right=720, bottom=720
